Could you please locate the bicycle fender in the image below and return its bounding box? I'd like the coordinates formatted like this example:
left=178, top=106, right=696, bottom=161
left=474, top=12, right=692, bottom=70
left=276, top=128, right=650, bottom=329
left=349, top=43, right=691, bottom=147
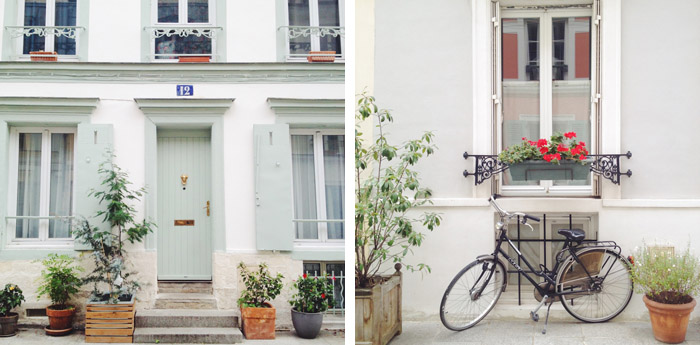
left=475, top=255, right=508, bottom=291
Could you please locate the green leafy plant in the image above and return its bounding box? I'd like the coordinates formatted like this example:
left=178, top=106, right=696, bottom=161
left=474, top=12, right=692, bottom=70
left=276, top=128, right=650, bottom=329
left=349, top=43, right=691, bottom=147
left=73, top=156, right=156, bottom=304
left=629, top=244, right=700, bottom=304
left=237, top=262, right=284, bottom=308
left=0, top=284, right=24, bottom=316
left=498, top=132, right=589, bottom=165
left=289, top=273, right=335, bottom=313
left=355, top=93, right=442, bottom=289
left=36, top=254, right=84, bottom=310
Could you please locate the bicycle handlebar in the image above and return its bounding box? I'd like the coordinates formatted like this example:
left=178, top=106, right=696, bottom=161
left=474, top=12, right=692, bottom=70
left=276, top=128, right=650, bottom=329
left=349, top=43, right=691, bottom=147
left=488, top=194, right=540, bottom=223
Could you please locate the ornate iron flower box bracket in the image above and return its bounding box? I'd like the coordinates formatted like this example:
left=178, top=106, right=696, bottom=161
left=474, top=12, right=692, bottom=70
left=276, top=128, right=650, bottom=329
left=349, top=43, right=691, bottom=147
left=462, top=151, right=632, bottom=185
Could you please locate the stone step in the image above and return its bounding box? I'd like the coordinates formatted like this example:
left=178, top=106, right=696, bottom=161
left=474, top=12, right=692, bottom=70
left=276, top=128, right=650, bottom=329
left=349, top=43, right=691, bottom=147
left=136, top=309, right=238, bottom=328
left=322, top=314, right=345, bottom=330
left=158, top=281, right=213, bottom=294
left=133, top=327, right=243, bottom=344
left=154, top=293, right=217, bottom=309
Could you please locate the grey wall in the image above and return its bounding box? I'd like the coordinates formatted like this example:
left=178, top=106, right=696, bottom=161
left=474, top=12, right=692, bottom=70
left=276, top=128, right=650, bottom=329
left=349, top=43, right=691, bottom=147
left=374, top=0, right=474, bottom=199
left=621, top=0, right=700, bottom=198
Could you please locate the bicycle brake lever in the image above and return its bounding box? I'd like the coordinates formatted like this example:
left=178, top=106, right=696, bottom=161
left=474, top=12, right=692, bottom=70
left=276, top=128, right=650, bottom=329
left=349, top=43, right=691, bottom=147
left=524, top=222, right=534, bottom=232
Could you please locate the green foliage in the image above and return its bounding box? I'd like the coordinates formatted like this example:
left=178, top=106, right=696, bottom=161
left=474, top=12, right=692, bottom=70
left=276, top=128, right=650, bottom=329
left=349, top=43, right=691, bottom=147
left=355, top=93, right=442, bottom=289
left=73, top=156, right=155, bottom=304
left=289, top=273, right=335, bottom=313
left=629, top=244, right=700, bottom=304
left=0, top=284, right=25, bottom=316
left=36, top=254, right=84, bottom=309
left=237, top=263, right=284, bottom=308
left=498, top=132, right=589, bottom=165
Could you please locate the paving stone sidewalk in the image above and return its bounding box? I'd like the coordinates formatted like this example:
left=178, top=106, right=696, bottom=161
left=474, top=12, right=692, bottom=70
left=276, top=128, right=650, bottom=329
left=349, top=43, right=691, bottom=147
left=1, top=328, right=345, bottom=345
left=389, top=320, right=700, bottom=345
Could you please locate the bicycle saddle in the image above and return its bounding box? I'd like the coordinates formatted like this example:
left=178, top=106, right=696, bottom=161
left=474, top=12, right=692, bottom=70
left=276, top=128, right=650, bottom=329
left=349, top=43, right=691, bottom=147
left=557, top=228, right=585, bottom=242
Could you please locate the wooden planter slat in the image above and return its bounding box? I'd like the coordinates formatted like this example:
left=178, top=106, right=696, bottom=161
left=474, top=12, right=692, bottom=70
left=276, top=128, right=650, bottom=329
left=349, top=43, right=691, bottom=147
left=356, top=273, right=402, bottom=345
left=85, top=302, right=134, bottom=343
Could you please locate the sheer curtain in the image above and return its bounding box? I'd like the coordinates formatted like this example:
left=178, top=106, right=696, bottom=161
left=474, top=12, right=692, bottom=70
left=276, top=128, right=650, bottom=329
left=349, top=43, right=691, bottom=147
left=16, top=133, right=42, bottom=239
left=23, top=0, right=46, bottom=54
left=323, top=135, right=344, bottom=239
left=49, top=133, right=74, bottom=238
left=291, top=135, right=318, bottom=239
left=288, top=0, right=311, bottom=54
left=54, top=0, right=77, bottom=55
left=318, top=0, right=341, bottom=54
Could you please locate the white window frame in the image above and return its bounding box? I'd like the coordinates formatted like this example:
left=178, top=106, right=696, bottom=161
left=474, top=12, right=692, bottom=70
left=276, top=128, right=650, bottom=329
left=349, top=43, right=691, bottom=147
left=150, top=0, right=217, bottom=62
left=290, top=129, right=345, bottom=246
left=15, top=0, right=80, bottom=61
left=285, top=0, right=345, bottom=61
left=497, top=5, right=598, bottom=197
left=6, top=127, right=76, bottom=248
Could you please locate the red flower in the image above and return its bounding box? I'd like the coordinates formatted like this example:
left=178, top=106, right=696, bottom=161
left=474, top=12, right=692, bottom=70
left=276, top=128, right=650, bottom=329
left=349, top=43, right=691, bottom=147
left=579, top=154, right=586, bottom=160
left=321, top=293, right=326, bottom=299
left=557, top=143, right=569, bottom=152
left=571, top=147, right=580, bottom=156
left=303, top=273, right=307, bottom=279
left=522, top=137, right=527, bottom=141
left=543, top=154, right=553, bottom=162
left=528, top=140, right=536, bottom=146
left=564, top=132, right=577, bottom=139
left=539, top=147, right=548, bottom=154
left=332, top=276, right=336, bottom=281
left=554, top=153, right=561, bottom=160
left=536, top=139, right=548, bottom=148
left=579, top=141, right=586, bottom=147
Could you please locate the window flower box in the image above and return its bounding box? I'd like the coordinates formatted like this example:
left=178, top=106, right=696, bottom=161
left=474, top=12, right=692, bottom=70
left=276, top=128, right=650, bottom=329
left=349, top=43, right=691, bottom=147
left=307, top=51, right=336, bottom=63
left=178, top=56, right=211, bottom=63
left=29, top=51, right=58, bottom=62
left=509, top=159, right=591, bottom=181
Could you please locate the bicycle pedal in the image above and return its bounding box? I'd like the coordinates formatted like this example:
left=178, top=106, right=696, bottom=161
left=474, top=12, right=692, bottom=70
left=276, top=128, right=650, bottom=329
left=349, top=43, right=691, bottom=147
left=530, top=311, right=539, bottom=322
left=542, top=329, right=546, bottom=334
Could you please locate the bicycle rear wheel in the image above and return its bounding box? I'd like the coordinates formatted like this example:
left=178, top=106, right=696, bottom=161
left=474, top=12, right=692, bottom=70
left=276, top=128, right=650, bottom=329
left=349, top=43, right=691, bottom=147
left=556, top=247, right=633, bottom=322
left=440, top=258, right=506, bottom=331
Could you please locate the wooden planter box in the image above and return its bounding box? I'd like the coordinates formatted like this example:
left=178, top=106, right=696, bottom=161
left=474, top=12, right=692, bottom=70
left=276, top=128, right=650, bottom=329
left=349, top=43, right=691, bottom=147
left=178, top=56, right=211, bottom=63
left=508, top=160, right=591, bottom=181
left=356, top=272, right=402, bottom=345
left=85, top=297, right=135, bottom=343
left=29, top=51, right=58, bottom=61
left=240, top=303, right=276, bottom=339
left=307, top=51, right=336, bottom=63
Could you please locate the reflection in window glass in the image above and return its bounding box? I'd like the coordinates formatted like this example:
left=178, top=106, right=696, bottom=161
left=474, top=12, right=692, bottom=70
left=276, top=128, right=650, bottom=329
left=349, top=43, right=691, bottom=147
left=49, top=133, right=74, bottom=238
left=188, top=0, right=208, bottom=23
left=323, top=135, right=344, bottom=240
left=16, top=133, right=42, bottom=239
left=288, top=0, right=311, bottom=55
left=158, top=0, right=178, bottom=23
left=291, top=135, right=319, bottom=239
left=54, top=0, right=76, bottom=55
left=318, top=0, right=341, bottom=54
left=155, top=35, right=212, bottom=59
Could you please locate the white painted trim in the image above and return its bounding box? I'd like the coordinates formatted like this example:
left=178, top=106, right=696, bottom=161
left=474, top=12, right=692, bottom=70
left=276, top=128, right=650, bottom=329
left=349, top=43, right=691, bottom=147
left=414, top=198, right=491, bottom=208
left=472, top=0, right=493, bottom=198
left=602, top=200, right=700, bottom=209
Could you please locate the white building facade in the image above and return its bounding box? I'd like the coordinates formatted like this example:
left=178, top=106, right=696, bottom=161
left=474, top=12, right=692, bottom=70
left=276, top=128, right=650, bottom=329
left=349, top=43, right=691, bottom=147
left=368, top=0, right=700, bottom=321
left=0, top=0, right=345, bottom=328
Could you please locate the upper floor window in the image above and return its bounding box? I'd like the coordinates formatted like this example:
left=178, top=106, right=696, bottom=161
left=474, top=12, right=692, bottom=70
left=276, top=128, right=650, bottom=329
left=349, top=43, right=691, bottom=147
left=291, top=130, right=344, bottom=242
left=7, top=127, right=75, bottom=247
left=9, top=0, right=81, bottom=59
left=285, top=0, right=344, bottom=60
left=151, top=0, right=217, bottom=61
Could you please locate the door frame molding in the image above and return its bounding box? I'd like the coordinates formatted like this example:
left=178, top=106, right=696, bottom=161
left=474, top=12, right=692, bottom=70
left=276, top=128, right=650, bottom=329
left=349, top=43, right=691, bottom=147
left=136, top=98, right=233, bottom=253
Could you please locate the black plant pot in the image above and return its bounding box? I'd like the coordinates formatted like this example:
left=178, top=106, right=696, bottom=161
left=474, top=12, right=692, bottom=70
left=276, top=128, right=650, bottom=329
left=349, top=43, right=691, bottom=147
left=291, top=309, right=323, bottom=339
left=0, top=312, right=19, bottom=337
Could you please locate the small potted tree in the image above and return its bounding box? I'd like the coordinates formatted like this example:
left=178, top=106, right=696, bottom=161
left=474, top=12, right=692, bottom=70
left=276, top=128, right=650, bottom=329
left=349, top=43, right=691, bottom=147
left=237, top=262, right=283, bottom=340
left=355, top=93, right=441, bottom=345
left=0, top=284, right=24, bottom=337
left=36, top=253, right=84, bottom=336
left=289, top=273, right=335, bottom=339
left=629, top=244, right=700, bottom=344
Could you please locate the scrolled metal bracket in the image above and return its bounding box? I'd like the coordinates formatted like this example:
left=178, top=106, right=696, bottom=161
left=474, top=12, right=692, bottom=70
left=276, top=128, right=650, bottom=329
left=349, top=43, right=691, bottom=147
left=588, top=151, right=632, bottom=185
left=462, top=152, right=509, bottom=185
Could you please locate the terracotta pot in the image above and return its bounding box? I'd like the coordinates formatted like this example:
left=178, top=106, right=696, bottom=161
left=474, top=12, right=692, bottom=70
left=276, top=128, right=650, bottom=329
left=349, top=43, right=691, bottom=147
left=643, top=295, right=696, bottom=344
left=46, top=305, right=75, bottom=333
left=29, top=51, right=58, bottom=61
left=178, top=56, right=211, bottom=63
left=307, top=51, right=336, bottom=63
left=0, top=312, right=19, bottom=337
left=240, top=303, right=276, bottom=339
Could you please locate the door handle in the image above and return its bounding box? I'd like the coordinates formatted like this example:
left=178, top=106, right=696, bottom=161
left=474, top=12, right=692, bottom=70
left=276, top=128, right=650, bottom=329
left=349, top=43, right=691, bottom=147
left=204, top=201, right=210, bottom=216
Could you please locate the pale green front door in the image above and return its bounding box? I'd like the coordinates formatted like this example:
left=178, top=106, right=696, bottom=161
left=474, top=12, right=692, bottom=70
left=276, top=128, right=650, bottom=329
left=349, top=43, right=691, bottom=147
left=157, top=130, right=212, bottom=280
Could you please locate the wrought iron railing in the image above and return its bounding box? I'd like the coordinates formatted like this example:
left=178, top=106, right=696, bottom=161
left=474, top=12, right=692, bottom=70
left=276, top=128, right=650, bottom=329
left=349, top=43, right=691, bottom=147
left=278, top=26, right=344, bottom=60
left=6, top=26, right=84, bottom=39
left=304, top=269, right=345, bottom=316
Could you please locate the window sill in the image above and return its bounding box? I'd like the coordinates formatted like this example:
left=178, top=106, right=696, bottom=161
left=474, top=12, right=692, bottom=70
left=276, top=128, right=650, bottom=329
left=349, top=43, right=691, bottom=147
left=292, top=242, right=344, bottom=261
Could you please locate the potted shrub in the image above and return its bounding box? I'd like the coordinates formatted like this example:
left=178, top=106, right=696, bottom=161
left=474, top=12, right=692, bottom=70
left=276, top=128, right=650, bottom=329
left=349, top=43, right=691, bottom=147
left=73, top=157, right=155, bottom=343
left=498, top=132, right=590, bottom=181
left=237, top=262, right=283, bottom=340
left=629, top=244, right=700, bottom=344
left=36, top=253, right=84, bottom=336
left=0, top=284, right=25, bottom=337
left=355, top=93, right=441, bottom=345
left=289, top=273, right=335, bottom=339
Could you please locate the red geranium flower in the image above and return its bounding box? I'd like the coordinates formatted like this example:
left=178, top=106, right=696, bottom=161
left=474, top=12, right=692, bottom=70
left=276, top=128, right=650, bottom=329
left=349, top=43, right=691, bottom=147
left=522, top=137, right=527, bottom=140
left=564, top=132, right=577, bottom=139
left=528, top=140, right=536, bottom=146
left=536, top=139, right=548, bottom=148
left=579, top=154, right=586, bottom=160
left=543, top=154, right=553, bottom=162
left=557, top=143, right=569, bottom=152
left=554, top=153, right=561, bottom=160
left=303, top=273, right=307, bottom=279
left=321, top=293, right=326, bottom=299
left=579, top=141, right=586, bottom=147
left=539, top=147, right=548, bottom=154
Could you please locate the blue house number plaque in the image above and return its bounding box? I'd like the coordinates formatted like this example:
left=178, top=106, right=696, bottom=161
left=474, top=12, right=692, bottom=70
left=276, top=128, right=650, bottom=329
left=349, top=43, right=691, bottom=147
left=177, top=85, right=194, bottom=96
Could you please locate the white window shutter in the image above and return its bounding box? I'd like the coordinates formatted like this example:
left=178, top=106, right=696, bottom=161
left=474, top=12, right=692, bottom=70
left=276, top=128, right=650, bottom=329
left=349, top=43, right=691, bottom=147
left=253, top=124, right=294, bottom=251
left=73, top=124, right=113, bottom=250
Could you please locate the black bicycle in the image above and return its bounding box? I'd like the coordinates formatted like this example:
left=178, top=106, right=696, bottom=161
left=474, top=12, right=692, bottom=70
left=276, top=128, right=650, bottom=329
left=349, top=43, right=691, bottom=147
left=439, top=195, right=633, bottom=334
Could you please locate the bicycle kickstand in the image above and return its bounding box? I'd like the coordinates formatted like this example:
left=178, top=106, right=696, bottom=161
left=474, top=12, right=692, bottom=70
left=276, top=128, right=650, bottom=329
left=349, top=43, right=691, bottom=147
left=542, top=301, right=553, bottom=334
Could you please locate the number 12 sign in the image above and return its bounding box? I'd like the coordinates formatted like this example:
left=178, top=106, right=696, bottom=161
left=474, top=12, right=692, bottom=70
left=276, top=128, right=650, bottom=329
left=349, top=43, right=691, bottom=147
left=177, top=85, right=194, bottom=96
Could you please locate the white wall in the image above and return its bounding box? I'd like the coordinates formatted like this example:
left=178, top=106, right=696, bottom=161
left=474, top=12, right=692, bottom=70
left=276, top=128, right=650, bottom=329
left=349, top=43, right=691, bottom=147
left=227, top=0, right=278, bottom=62
left=88, top=0, right=142, bottom=62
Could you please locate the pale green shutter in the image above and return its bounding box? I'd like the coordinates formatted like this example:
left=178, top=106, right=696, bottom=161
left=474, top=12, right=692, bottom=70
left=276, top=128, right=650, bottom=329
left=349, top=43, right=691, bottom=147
left=253, top=124, right=293, bottom=251
left=74, top=124, right=113, bottom=250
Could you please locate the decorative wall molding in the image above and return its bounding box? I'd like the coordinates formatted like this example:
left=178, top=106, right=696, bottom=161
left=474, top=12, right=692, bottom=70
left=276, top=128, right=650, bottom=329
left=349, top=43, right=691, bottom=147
left=0, top=97, right=98, bottom=115
left=267, top=98, right=344, bottom=127
left=135, top=98, right=234, bottom=116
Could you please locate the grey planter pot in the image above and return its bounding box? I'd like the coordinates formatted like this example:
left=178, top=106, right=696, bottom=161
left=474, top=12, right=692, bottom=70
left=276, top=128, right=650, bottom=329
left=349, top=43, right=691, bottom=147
left=0, top=312, right=19, bottom=337
left=291, top=309, right=323, bottom=339
left=509, top=160, right=591, bottom=181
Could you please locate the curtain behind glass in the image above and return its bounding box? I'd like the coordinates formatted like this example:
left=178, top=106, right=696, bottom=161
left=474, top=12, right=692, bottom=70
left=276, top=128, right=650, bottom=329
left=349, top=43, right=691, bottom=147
left=288, top=0, right=311, bottom=54
left=323, top=135, right=344, bottom=239
left=158, top=0, right=179, bottom=22
left=49, top=133, right=74, bottom=238
left=291, top=135, right=318, bottom=239
left=318, top=0, right=341, bottom=54
left=23, top=0, right=46, bottom=54
left=188, top=0, right=208, bottom=23
left=54, top=0, right=76, bottom=55
left=16, top=133, right=42, bottom=238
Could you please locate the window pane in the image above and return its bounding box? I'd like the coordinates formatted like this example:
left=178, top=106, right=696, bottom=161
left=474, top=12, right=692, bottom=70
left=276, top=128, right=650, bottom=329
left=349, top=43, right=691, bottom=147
left=552, top=17, right=591, bottom=186
left=16, top=133, right=42, bottom=239
left=288, top=0, right=311, bottom=55
left=502, top=18, right=540, bottom=186
left=49, top=133, right=74, bottom=239
left=323, top=135, right=344, bottom=240
left=188, top=0, right=208, bottom=23
left=155, top=35, right=212, bottom=59
left=318, top=0, right=341, bottom=54
left=23, top=0, right=46, bottom=54
left=325, top=263, right=345, bottom=310
left=158, top=0, right=179, bottom=23
left=303, top=263, right=321, bottom=275
left=291, top=135, right=318, bottom=239
left=54, top=0, right=76, bottom=55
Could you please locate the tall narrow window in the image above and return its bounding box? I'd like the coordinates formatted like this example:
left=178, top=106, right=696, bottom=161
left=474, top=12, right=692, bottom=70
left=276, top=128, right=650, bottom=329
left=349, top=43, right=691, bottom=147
left=287, top=0, right=344, bottom=59
left=153, top=0, right=214, bottom=60
left=20, top=0, right=77, bottom=55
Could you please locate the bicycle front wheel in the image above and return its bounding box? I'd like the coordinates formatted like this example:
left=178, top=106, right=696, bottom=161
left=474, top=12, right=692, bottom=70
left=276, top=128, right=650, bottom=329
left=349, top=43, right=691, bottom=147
left=556, top=248, right=633, bottom=322
left=440, top=258, right=506, bottom=331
